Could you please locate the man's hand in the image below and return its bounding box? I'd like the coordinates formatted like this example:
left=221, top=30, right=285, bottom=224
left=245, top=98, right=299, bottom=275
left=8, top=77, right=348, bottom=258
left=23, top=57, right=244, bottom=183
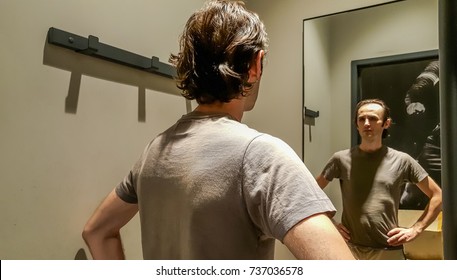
left=386, top=227, right=421, bottom=246
left=333, top=222, right=351, bottom=242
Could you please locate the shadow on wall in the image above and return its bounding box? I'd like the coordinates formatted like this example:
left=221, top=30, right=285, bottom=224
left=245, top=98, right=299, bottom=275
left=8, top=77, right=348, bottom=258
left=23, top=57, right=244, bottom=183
left=42, top=39, right=182, bottom=121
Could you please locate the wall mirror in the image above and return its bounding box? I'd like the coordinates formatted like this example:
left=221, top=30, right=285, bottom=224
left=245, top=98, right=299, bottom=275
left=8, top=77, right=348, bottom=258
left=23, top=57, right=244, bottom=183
left=302, top=0, right=441, bottom=259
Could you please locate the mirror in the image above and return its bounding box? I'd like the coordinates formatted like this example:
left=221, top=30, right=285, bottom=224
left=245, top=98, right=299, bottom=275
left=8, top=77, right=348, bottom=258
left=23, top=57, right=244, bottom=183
left=302, top=0, right=440, bottom=259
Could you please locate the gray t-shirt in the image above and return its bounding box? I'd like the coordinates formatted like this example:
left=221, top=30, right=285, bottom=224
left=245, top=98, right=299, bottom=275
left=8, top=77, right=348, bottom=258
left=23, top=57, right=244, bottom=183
left=116, top=111, right=336, bottom=259
left=321, top=145, right=428, bottom=248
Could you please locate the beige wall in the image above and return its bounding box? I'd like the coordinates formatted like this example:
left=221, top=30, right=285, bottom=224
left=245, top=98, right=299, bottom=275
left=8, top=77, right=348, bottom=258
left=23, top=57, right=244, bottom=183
left=0, top=0, right=205, bottom=260
left=0, top=0, right=438, bottom=260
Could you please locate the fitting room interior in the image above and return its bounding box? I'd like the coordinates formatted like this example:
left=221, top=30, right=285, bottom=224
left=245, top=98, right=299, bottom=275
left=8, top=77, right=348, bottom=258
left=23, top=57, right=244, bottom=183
left=1, top=0, right=456, bottom=260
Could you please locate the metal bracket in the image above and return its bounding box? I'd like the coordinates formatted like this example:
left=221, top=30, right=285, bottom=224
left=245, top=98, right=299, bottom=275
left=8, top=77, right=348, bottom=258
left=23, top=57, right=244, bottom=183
left=47, top=27, right=176, bottom=79
left=303, top=107, right=319, bottom=142
left=303, top=107, right=319, bottom=119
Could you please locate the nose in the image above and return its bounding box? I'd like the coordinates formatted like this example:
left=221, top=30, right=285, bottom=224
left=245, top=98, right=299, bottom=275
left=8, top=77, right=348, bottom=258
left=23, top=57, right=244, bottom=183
left=364, top=118, right=370, bottom=126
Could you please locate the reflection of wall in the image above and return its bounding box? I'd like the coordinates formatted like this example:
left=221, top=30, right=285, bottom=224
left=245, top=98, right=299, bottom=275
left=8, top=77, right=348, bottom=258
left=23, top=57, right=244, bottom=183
left=304, top=18, right=345, bottom=218
left=329, top=0, right=438, bottom=152
left=303, top=0, right=438, bottom=220
left=249, top=0, right=396, bottom=260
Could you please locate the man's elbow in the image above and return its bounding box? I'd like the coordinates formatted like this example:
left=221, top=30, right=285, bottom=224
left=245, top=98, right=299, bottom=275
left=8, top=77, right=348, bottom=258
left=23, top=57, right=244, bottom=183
left=82, top=223, right=96, bottom=245
left=315, top=174, right=328, bottom=189
left=82, top=221, right=106, bottom=245
left=82, top=221, right=121, bottom=244
left=434, top=190, right=443, bottom=209
left=433, top=182, right=442, bottom=201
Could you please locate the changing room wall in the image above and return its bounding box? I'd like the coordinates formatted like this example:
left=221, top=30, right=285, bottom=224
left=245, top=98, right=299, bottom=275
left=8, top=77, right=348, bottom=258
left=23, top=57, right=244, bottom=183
left=0, top=0, right=205, bottom=259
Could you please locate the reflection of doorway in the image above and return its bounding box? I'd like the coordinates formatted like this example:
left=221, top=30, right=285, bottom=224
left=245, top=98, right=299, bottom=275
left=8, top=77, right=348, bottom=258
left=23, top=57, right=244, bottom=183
left=351, top=51, right=440, bottom=210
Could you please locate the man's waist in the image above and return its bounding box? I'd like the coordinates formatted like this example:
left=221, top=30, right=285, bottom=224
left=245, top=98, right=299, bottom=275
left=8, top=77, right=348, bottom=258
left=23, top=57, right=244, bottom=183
left=349, top=242, right=403, bottom=251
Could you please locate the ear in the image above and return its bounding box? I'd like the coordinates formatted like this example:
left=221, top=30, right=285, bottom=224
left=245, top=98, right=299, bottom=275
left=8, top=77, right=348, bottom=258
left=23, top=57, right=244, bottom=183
left=383, top=118, right=392, bottom=129
left=248, top=50, right=265, bottom=82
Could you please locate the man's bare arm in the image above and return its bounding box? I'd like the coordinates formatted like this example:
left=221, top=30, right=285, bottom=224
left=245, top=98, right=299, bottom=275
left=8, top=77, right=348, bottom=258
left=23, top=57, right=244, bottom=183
left=315, top=174, right=330, bottom=189
left=412, top=176, right=442, bottom=232
left=283, top=213, right=354, bottom=260
left=82, top=189, right=138, bottom=259
left=387, top=176, right=442, bottom=245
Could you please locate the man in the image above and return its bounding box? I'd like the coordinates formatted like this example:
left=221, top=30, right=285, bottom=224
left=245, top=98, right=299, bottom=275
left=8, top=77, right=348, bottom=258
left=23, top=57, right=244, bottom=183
left=316, top=99, right=442, bottom=260
left=82, top=0, right=353, bottom=260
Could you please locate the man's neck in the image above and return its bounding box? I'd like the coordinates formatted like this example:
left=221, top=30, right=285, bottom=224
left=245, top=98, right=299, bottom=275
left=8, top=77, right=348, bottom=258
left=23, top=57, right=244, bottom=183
left=194, top=99, right=244, bottom=121
left=358, top=140, right=383, bottom=153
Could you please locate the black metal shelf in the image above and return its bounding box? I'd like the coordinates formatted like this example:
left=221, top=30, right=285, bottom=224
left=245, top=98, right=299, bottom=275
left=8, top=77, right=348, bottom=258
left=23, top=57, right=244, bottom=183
left=47, top=27, right=176, bottom=79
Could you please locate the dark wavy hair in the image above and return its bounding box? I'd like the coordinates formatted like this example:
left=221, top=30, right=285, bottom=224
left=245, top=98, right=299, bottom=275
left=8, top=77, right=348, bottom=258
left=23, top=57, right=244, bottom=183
left=354, top=98, right=391, bottom=138
left=169, top=0, right=268, bottom=104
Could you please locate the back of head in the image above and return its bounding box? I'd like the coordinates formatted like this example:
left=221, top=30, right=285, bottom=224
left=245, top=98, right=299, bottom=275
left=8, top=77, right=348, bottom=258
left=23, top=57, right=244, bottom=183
left=170, top=0, right=268, bottom=104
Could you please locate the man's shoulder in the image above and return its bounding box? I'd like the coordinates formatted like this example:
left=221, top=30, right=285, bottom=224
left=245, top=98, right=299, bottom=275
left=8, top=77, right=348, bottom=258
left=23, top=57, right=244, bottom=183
left=383, top=146, right=422, bottom=168
left=247, top=133, right=290, bottom=150
left=244, top=133, right=302, bottom=163
left=332, top=147, right=352, bottom=157
left=385, top=146, right=413, bottom=159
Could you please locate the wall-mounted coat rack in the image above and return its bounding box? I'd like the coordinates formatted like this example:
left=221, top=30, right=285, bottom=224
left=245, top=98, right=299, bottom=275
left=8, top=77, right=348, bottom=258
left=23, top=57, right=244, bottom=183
left=303, top=107, right=319, bottom=119
left=47, top=27, right=176, bottom=79
left=303, top=107, right=319, bottom=142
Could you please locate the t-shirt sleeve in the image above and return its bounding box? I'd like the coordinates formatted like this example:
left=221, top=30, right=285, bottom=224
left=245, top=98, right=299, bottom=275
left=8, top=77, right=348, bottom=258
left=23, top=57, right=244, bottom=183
left=321, top=153, right=340, bottom=181
left=404, top=153, right=429, bottom=183
left=115, top=169, right=138, bottom=204
left=115, top=141, right=155, bottom=204
left=241, top=134, right=336, bottom=242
